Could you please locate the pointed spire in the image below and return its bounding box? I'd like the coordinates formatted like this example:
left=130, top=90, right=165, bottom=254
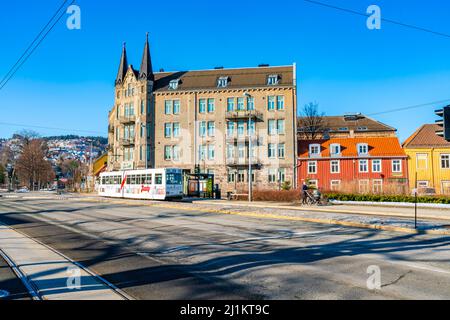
left=115, top=42, right=128, bottom=85
left=139, top=33, right=154, bottom=81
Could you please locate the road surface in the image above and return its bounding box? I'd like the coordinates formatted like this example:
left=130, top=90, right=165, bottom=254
left=1, top=193, right=450, bottom=300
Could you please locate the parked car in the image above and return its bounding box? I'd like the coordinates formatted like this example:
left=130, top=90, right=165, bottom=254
left=17, top=187, right=30, bottom=193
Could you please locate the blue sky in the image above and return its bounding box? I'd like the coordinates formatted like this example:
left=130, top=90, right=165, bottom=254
left=1, top=0, right=450, bottom=141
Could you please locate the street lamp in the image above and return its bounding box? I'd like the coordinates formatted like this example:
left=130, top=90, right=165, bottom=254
left=244, top=92, right=253, bottom=202
left=141, top=123, right=148, bottom=170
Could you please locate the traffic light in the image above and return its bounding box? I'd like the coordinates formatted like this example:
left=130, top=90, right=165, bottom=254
left=435, top=106, right=450, bottom=141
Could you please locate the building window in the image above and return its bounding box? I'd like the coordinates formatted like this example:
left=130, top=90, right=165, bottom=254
left=359, top=180, right=369, bottom=194
left=173, top=123, right=180, bottom=137
left=331, top=180, right=341, bottom=191
left=330, top=144, right=341, bottom=156
left=207, top=98, right=215, bottom=113
left=173, top=145, right=180, bottom=161
left=199, top=121, right=207, bottom=137
left=141, top=100, right=145, bottom=115
left=227, top=122, right=235, bottom=136
left=268, top=120, right=276, bottom=135
left=248, top=120, right=255, bottom=136
left=417, top=181, right=429, bottom=188
left=308, top=161, right=317, bottom=174
left=247, top=97, right=255, bottom=110
left=359, top=160, right=369, bottom=173
left=338, top=127, right=348, bottom=131
left=372, top=159, right=382, bottom=173
left=308, top=179, right=318, bottom=189
left=268, top=168, right=277, bottom=183
left=392, top=160, right=402, bottom=173
left=237, top=97, right=245, bottom=111
left=227, top=98, right=235, bottom=112
left=199, top=99, right=206, bottom=113
left=268, top=96, right=275, bottom=111
left=357, top=126, right=368, bottom=131
left=198, top=145, right=206, bottom=161
left=278, top=143, right=285, bottom=158
left=416, top=153, right=428, bottom=170
left=277, top=119, right=285, bottom=134
left=278, top=168, right=286, bottom=183
left=165, top=101, right=172, bottom=115
left=357, top=143, right=369, bottom=155
left=164, top=123, right=172, bottom=138
left=373, top=179, right=383, bottom=194
left=173, top=100, right=180, bottom=114
left=442, top=181, right=450, bottom=195
left=238, top=144, right=245, bottom=159
left=228, top=170, right=235, bottom=183
left=441, top=154, right=450, bottom=169
left=226, top=144, right=234, bottom=159
left=309, top=144, right=321, bottom=157
left=267, top=75, right=279, bottom=85
left=169, top=80, right=179, bottom=90
left=217, top=77, right=228, bottom=88
left=208, top=122, right=215, bottom=137
left=164, top=146, right=172, bottom=160
left=208, top=145, right=215, bottom=160
left=237, top=170, right=245, bottom=183
left=238, top=121, right=245, bottom=137
left=268, top=143, right=276, bottom=158
left=277, top=96, right=285, bottom=110
left=330, top=160, right=340, bottom=173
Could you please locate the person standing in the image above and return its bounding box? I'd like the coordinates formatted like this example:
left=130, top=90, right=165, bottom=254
left=302, top=182, right=309, bottom=205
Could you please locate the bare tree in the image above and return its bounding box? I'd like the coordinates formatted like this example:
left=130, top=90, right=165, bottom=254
left=298, top=102, right=325, bottom=140
left=15, top=139, right=54, bottom=190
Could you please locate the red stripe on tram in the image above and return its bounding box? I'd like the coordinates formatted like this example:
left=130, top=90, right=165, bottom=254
left=120, top=174, right=127, bottom=191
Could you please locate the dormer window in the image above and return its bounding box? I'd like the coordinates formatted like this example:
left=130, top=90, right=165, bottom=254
left=267, top=75, right=280, bottom=85
left=357, top=143, right=369, bottom=155
left=169, top=79, right=180, bottom=90
left=217, top=76, right=229, bottom=88
left=338, top=127, right=348, bottom=131
left=357, top=126, right=368, bottom=131
left=330, top=143, right=341, bottom=156
left=309, top=144, right=321, bottom=157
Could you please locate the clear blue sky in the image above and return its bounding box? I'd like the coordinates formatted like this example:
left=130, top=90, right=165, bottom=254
left=1, top=0, right=450, bottom=141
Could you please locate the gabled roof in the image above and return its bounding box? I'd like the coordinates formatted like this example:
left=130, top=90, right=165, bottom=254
left=152, top=66, right=294, bottom=92
left=298, top=114, right=396, bottom=133
left=403, top=124, right=450, bottom=148
left=298, top=137, right=406, bottom=158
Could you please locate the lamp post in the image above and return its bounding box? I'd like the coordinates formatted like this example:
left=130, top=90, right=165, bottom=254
left=244, top=92, right=253, bottom=202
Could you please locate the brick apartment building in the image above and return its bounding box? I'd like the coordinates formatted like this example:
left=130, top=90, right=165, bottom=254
left=107, top=35, right=298, bottom=192
left=297, top=114, right=408, bottom=193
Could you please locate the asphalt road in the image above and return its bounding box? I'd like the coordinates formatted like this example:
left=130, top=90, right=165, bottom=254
left=1, top=194, right=450, bottom=300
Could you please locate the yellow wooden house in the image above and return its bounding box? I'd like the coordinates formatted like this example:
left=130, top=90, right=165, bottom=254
left=403, top=124, right=450, bottom=195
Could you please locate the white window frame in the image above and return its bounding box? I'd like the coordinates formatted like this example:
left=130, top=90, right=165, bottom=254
left=169, top=80, right=179, bottom=90
left=309, top=144, right=321, bottom=157
left=267, top=75, right=279, bottom=85
left=308, top=161, right=317, bottom=174
left=416, top=153, right=428, bottom=170
left=392, top=159, right=402, bottom=173
left=441, top=154, right=450, bottom=169
left=359, top=159, right=369, bottom=173
left=330, top=143, right=341, bottom=156
left=372, top=159, right=382, bottom=173
left=373, top=179, right=383, bottom=194
left=358, top=179, right=370, bottom=194
left=330, top=180, right=341, bottom=191
left=357, top=143, right=369, bottom=155
left=217, top=77, right=228, bottom=88
left=330, top=160, right=340, bottom=174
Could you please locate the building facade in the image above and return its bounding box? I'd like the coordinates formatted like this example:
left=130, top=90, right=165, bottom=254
left=297, top=137, right=408, bottom=193
left=108, top=35, right=298, bottom=192
left=403, top=124, right=450, bottom=195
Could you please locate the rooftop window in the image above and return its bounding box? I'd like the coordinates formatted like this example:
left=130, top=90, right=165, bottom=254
left=357, top=143, right=369, bottom=155
left=267, top=75, right=280, bottom=85
left=169, top=79, right=180, bottom=90
left=217, top=76, right=229, bottom=88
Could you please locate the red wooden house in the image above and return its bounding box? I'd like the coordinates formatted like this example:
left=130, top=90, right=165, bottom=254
left=297, top=137, right=408, bottom=194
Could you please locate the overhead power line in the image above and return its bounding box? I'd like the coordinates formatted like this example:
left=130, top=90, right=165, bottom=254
left=303, top=0, right=450, bottom=39
left=0, top=0, right=75, bottom=91
left=367, top=98, right=450, bottom=116
left=0, top=121, right=104, bottom=136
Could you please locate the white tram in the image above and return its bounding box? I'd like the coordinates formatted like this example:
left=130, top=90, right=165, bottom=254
left=98, top=168, right=183, bottom=200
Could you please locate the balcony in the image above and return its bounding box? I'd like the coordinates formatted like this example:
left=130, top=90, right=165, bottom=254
left=225, top=110, right=263, bottom=121
left=119, top=115, right=136, bottom=124
left=226, top=157, right=261, bottom=167
left=225, top=135, right=261, bottom=145
left=120, top=137, right=135, bottom=146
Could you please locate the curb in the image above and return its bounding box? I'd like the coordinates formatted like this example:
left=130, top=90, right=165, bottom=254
left=73, top=197, right=450, bottom=236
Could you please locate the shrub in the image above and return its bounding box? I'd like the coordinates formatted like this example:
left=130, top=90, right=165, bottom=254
left=325, top=192, right=450, bottom=204
left=253, top=189, right=302, bottom=202
left=281, top=181, right=292, bottom=191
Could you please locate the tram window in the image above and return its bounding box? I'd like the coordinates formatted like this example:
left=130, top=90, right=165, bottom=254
left=144, top=174, right=152, bottom=184
left=155, top=174, right=162, bottom=185
left=126, top=176, right=131, bottom=184
left=114, top=176, right=119, bottom=184
left=131, top=175, right=136, bottom=185
left=102, top=177, right=105, bottom=185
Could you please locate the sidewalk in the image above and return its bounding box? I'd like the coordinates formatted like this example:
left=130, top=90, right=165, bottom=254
left=192, top=199, right=450, bottom=222
left=0, top=223, right=126, bottom=300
